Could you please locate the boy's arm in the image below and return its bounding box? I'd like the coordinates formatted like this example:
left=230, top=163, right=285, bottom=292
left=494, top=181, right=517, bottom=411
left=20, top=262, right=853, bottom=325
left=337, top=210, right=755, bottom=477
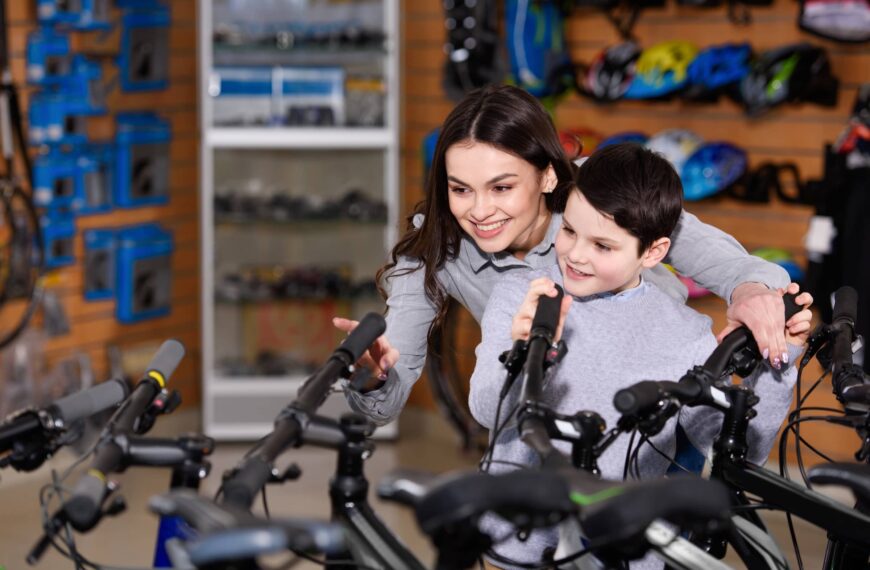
left=666, top=210, right=790, bottom=302
left=469, top=280, right=527, bottom=429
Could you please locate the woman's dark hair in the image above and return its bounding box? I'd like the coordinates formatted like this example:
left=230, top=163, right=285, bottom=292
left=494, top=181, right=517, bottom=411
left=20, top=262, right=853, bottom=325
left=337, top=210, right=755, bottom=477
left=574, top=143, right=684, bottom=256
left=377, top=85, right=575, bottom=340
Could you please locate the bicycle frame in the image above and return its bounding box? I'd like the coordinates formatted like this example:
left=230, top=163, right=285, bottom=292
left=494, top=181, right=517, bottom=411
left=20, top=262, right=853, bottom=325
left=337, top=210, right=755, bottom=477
left=702, top=386, right=870, bottom=568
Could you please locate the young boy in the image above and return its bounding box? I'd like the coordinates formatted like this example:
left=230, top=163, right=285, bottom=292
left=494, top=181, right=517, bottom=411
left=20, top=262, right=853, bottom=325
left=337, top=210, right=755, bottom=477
left=469, top=143, right=813, bottom=569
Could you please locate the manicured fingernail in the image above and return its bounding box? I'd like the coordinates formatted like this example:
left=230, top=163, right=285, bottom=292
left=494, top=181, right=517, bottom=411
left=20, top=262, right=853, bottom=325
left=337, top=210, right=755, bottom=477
left=762, top=348, right=770, bottom=360
left=782, top=352, right=789, bottom=364
left=773, top=358, right=781, bottom=370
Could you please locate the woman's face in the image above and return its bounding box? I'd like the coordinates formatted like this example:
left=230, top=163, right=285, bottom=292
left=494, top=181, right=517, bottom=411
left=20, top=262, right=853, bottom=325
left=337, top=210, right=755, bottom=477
left=445, top=141, right=555, bottom=256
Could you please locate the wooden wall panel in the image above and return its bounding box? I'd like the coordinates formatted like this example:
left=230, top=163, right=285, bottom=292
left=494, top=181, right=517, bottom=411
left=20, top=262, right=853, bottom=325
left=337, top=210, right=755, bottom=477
left=400, top=0, right=869, bottom=461
left=4, top=1, right=201, bottom=408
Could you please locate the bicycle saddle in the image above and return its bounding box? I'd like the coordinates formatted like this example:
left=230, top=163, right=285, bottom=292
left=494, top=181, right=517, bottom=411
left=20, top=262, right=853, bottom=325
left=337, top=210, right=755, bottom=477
left=808, top=462, right=870, bottom=512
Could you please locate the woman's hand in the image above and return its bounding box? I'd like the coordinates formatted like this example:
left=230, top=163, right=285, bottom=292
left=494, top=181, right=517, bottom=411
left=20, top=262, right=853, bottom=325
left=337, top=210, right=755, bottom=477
left=719, top=282, right=790, bottom=368
left=781, top=282, right=814, bottom=346
left=511, top=277, right=573, bottom=342
left=332, top=317, right=399, bottom=382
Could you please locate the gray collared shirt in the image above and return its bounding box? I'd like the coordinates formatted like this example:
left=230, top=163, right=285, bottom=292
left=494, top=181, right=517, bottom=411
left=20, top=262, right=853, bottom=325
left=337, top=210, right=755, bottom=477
left=346, top=209, right=789, bottom=425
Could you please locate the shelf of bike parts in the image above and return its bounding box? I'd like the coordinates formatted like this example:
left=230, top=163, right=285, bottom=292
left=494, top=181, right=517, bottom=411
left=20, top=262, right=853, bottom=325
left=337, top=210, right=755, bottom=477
left=206, top=127, right=394, bottom=149
left=204, top=0, right=397, bottom=140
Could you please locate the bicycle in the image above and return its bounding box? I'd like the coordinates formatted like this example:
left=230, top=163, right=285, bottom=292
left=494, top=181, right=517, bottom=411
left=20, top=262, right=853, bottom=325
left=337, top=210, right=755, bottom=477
left=613, top=285, right=870, bottom=568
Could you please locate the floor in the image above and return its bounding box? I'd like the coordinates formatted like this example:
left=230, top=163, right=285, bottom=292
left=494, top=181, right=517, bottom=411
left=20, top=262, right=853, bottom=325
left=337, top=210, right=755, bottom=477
left=0, top=408, right=843, bottom=569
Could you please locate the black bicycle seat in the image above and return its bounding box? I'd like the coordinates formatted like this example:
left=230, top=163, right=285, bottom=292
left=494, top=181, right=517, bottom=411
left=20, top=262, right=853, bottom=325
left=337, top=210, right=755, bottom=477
left=808, top=462, right=870, bottom=511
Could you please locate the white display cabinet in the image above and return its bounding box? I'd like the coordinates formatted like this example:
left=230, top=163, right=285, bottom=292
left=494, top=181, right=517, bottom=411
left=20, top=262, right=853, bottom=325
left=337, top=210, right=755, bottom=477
left=199, top=0, right=400, bottom=439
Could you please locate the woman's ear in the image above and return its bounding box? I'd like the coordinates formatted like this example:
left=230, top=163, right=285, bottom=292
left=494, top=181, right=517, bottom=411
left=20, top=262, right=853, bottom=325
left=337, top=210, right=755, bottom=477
left=641, top=237, right=671, bottom=268
left=542, top=163, right=558, bottom=193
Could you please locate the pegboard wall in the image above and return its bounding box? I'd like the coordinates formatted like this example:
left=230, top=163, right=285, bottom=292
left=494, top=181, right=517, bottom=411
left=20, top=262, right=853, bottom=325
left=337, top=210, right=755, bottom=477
left=4, top=1, right=200, bottom=407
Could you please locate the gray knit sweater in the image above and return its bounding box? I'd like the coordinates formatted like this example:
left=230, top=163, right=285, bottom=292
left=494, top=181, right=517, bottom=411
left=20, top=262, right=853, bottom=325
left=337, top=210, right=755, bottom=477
left=469, top=265, right=802, bottom=569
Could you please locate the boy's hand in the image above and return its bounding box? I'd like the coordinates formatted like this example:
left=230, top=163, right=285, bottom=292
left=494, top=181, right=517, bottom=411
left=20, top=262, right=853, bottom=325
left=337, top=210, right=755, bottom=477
left=511, top=278, right=573, bottom=343
left=333, top=317, right=399, bottom=387
left=719, top=282, right=789, bottom=368
left=780, top=282, right=814, bottom=346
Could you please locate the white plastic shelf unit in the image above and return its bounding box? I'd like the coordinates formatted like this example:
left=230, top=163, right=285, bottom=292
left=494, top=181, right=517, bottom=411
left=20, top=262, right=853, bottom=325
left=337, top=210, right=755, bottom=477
left=199, top=0, right=400, bottom=440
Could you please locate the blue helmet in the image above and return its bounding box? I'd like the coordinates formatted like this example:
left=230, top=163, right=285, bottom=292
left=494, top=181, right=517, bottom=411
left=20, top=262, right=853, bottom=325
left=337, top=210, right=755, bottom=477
left=685, top=43, right=752, bottom=101
left=681, top=142, right=748, bottom=201
left=599, top=131, right=648, bottom=148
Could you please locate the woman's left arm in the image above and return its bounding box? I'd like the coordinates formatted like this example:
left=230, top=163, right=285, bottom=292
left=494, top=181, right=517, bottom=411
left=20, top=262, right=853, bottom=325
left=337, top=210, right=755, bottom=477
left=666, top=209, right=791, bottom=366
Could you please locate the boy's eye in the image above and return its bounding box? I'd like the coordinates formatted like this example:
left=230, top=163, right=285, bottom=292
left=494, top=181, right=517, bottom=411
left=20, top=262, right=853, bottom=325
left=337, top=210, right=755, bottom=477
left=595, top=242, right=611, bottom=252
left=561, top=225, right=575, bottom=236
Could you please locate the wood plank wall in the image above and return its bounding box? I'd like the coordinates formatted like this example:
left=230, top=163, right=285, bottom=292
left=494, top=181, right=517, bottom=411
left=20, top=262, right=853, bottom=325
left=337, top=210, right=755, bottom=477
left=401, top=0, right=869, bottom=460
left=5, top=1, right=200, bottom=407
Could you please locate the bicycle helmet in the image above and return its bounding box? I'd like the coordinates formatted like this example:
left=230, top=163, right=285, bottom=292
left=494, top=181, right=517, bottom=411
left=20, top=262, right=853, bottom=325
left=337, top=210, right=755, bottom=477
left=799, top=0, right=870, bottom=43
left=684, top=43, right=752, bottom=101
left=582, top=41, right=641, bottom=102
left=739, top=43, right=839, bottom=117
left=752, top=247, right=806, bottom=281
left=422, top=127, right=440, bottom=182
left=599, top=131, right=649, bottom=148
left=681, top=142, right=748, bottom=201
left=506, top=0, right=575, bottom=99
left=442, top=0, right=502, bottom=101
left=645, top=129, right=703, bottom=173
left=625, top=41, right=699, bottom=99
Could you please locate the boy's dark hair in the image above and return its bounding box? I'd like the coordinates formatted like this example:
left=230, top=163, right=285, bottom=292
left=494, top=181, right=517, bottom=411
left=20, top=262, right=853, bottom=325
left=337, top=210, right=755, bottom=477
left=574, top=143, right=683, bottom=255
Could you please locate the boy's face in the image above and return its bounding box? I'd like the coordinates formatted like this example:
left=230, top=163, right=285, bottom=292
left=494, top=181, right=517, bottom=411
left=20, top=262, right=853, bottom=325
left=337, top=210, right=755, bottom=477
left=555, top=191, right=659, bottom=297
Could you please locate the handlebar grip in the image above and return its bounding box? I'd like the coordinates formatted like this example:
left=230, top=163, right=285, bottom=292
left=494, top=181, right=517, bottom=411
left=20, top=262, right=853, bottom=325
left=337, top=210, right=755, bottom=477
left=337, top=313, right=386, bottom=363
left=51, top=379, right=129, bottom=425
left=783, top=292, right=802, bottom=321
left=64, top=472, right=107, bottom=531
left=833, top=286, right=858, bottom=326
left=613, top=381, right=665, bottom=416
left=530, top=284, right=564, bottom=339
left=146, top=339, right=186, bottom=383
left=222, top=457, right=273, bottom=511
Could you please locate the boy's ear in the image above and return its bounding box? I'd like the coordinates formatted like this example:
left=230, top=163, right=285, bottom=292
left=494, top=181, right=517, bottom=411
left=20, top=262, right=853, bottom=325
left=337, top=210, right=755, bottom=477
left=542, top=163, right=558, bottom=193
left=641, top=237, right=671, bottom=268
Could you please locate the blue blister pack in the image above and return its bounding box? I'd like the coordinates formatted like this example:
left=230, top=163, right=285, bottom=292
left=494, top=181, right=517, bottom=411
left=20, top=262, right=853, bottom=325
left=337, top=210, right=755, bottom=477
left=114, top=112, right=171, bottom=207
left=115, top=223, right=173, bottom=322
left=83, top=228, right=117, bottom=300
left=41, top=211, right=77, bottom=269
left=76, top=143, right=115, bottom=214
left=26, top=30, right=71, bottom=85
left=37, top=0, right=112, bottom=30
left=33, top=152, right=78, bottom=209
left=119, top=7, right=170, bottom=92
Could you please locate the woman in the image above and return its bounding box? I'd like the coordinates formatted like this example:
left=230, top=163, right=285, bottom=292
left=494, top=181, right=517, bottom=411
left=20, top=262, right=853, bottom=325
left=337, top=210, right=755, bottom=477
left=337, top=85, right=792, bottom=425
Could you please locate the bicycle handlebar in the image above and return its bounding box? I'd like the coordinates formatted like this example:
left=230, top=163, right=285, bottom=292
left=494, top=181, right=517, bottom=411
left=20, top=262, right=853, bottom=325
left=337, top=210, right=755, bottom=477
left=221, top=313, right=386, bottom=510
left=614, top=292, right=802, bottom=418
left=63, top=340, right=185, bottom=531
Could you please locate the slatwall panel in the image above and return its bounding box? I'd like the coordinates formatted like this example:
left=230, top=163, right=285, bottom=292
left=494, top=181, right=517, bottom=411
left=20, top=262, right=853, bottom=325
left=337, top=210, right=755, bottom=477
left=6, top=1, right=201, bottom=407
left=401, top=0, right=869, bottom=460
